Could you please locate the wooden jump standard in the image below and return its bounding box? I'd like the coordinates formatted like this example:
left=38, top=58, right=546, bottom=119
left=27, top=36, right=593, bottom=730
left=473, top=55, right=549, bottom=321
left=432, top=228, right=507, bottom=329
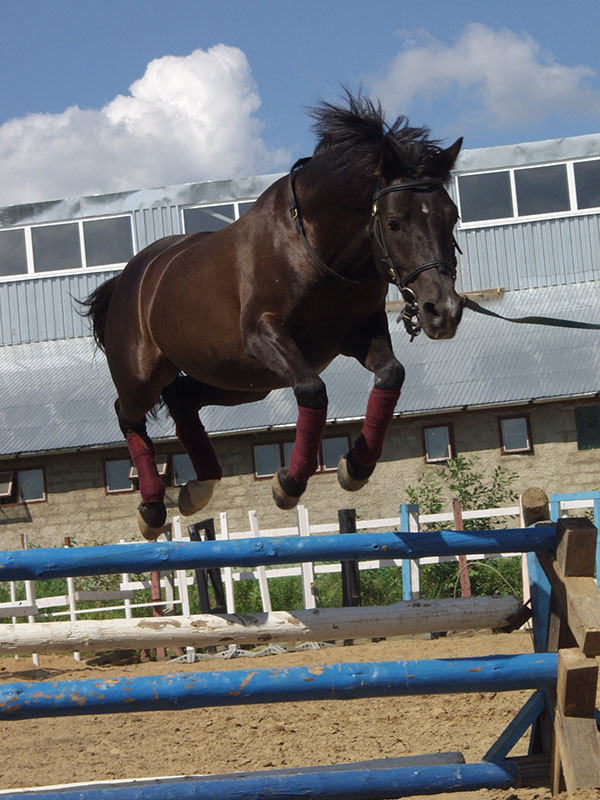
left=0, top=500, right=599, bottom=798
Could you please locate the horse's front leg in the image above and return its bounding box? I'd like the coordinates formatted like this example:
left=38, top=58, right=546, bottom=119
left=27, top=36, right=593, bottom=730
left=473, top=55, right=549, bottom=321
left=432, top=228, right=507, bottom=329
left=339, top=320, right=405, bottom=492
left=245, top=312, right=328, bottom=510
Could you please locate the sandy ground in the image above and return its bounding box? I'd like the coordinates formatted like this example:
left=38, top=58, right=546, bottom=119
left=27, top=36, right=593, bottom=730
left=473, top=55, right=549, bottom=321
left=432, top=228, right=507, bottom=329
left=0, top=630, right=598, bottom=799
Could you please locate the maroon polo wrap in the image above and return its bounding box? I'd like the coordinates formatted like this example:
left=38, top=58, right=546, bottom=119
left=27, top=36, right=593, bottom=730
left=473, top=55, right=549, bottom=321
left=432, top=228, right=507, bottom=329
left=126, top=432, right=165, bottom=503
left=289, top=405, right=327, bottom=483
left=175, top=412, right=223, bottom=482
left=352, top=387, right=400, bottom=465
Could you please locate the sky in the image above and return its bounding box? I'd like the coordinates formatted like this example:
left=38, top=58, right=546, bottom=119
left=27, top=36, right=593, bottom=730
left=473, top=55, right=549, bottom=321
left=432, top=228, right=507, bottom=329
left=1, top=0, right=600, bottom=207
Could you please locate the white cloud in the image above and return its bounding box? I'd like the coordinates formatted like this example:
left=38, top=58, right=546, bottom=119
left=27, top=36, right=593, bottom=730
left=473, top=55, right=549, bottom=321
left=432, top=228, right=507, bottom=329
left=0, top=46, right=289, bottom=207
left=370, top=23, right=600, bottom=131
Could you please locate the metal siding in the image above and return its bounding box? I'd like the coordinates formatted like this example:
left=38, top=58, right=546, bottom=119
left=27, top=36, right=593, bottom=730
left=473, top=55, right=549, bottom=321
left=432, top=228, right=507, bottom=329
left=0, top=271, right=119, bottom=346
left=1, top=282, right=600, bottom=456
left=458, top=213, right=600, bottom=292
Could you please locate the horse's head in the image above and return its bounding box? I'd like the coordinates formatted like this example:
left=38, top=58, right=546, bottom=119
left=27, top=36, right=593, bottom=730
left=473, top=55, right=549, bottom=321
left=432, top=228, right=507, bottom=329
left=372, top=137, right=464, bottom=340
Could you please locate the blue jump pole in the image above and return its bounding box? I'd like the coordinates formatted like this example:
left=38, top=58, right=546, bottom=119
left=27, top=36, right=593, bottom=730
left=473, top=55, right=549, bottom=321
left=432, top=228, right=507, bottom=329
left=0, top=761, right=520, bottom=800
left=0, top=653, right=557, bottom=720
left=0, top=527, right=556, bottom=581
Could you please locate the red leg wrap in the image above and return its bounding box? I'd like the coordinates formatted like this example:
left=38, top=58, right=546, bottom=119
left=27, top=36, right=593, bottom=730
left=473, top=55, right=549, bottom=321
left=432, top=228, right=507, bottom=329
left=175, top=411, right=222, bottom=482
left=352, top=387, right=400, bottom=466
left=126, top=432, right=165, bottom=503
left=289, top=405, right=327, bottom=484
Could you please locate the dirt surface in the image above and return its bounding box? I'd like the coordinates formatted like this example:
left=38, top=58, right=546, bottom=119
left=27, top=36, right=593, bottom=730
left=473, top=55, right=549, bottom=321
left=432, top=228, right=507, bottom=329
left=0, top=630, right=598, bottom=799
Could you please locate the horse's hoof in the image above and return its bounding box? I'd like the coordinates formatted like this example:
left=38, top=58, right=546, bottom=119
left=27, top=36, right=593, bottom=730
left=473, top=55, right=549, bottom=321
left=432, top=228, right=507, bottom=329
left=137, top=502, right=167, bottom=541
left=271, top=468, right=306, bottom=510
left=337, top=453, right=375, bottom=492
left=178, top=479, right=218, bottom=516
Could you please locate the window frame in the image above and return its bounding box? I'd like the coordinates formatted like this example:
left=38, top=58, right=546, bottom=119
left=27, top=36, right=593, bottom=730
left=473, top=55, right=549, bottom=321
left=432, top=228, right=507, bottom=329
left=0, top=213, right=136, bottom=283
left=498, top=415, right=533, bottom=455
left=252, top=435, right=351, bottom=480
left=0, top=467, right=47, bottom=505
left=104, top=458, right=135, bottom=495
left=422, top=424, right=455, bottom=464
left=455, top=157, right=600, bottom=230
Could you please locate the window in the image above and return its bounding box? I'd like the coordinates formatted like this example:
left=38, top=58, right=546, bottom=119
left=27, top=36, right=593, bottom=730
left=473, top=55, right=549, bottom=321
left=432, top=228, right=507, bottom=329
left=238, top=201, right=255, bottom=216
left=105, top=459, right=134, bottom=493
left=458, top=171, right=513, bottom=223
left=575, top=405, right=600, bottom=450
left=182, top=200, right=256, bottom=233
left=514, top=165, right=569, bottom=216
left=0, top=229, right=28, bottom=277
left=574, top=160, right=600, bottom=209
left=172, top=453, right=195, bottom=486
left=499, top=416, right=532, bottom=454
left=129, top=455, right=169, bottom=482
left=0, top=468, right=46, bottom=504
left=254, top=443, right=288, bottom=478
left=32, top=223, right=81, bottom=272
left=83, top=217, right=134, bottom=267
left=423, top=425, right=453, bottom=463
left=183, top=204, right=236, bottom=232
left=0, top=215, right=134, bottom=280
left=456, top=158, right=600, bottom=226
left=252, top=436, right=350, bottom=478
left=321, top=437, right=349, bottom=470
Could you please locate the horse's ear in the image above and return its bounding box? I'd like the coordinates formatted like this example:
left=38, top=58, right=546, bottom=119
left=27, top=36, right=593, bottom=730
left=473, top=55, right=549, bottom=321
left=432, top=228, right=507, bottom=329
left=378, top=138, right=405, bottom=182
left=442, top=137, right=463, bottom=172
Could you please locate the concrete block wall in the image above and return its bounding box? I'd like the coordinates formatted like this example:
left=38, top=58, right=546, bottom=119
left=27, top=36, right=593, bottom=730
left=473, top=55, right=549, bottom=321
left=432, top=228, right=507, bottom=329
left=1, top=400, right=599, bottom=548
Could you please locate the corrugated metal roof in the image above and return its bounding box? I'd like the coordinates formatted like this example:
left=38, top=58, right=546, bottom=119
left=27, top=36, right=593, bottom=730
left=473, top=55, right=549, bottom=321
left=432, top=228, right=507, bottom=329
left=1, top=281, right=599, bottom=457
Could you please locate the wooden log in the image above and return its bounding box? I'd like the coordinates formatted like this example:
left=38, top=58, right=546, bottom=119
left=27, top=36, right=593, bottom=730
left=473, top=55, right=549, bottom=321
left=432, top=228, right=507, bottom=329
left=0, top=596, right=522, bottom=655
left=521, top=487, right=550, bottom=526
left=0, top=528, right=557, bottom=582
left=0, top=653, right=558, bottom=720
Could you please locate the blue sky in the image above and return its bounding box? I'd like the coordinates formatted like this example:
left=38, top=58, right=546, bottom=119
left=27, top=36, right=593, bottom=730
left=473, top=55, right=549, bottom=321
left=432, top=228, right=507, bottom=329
left=1, top=0, right=600, bottom=206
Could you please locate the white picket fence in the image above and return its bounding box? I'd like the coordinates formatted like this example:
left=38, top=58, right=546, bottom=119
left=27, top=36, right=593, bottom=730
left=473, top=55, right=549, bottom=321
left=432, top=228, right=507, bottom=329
left=3, top=501, right=524, bottom=626
left=6, top=492, right=596, bottom=667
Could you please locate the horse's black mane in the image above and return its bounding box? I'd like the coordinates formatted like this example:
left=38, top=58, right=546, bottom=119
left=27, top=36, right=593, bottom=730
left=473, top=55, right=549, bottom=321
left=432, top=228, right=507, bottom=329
left=308, top=91, right=449, bottom=180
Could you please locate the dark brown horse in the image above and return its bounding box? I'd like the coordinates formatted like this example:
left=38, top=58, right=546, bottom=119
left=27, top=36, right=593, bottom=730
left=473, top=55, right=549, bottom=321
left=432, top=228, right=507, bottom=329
left=84, top=94, right=464, bottom=539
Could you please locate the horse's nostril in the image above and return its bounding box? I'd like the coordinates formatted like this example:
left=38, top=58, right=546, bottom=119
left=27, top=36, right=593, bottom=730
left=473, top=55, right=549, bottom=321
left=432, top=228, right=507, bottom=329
left=423, top=302, right=441, bottom=319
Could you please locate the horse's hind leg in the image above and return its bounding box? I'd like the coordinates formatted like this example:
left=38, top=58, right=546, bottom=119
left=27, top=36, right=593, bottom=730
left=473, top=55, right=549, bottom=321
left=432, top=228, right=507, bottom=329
left=116, top=401, right=167, bottom=540
left=162, top=376, right=222, bottom=516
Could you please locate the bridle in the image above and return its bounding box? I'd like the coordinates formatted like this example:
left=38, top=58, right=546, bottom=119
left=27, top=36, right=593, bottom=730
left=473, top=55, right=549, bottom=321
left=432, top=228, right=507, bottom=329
left=370, top=177, right=459, bottom=339
left=288, top=157, right=460, bottom=340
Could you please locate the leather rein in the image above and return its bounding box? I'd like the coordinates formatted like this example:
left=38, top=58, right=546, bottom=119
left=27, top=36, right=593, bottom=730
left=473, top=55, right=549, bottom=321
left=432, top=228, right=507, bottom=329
left=288, top=157, right=458, bottom=339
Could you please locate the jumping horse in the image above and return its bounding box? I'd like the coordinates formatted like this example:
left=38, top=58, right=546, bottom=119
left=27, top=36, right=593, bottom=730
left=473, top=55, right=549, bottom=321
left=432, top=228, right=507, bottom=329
left=84, top=93, right=464, bottom=540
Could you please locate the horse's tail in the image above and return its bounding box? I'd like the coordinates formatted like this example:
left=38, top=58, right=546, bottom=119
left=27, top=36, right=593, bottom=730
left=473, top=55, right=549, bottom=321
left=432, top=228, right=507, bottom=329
left=80, top=275, right=119, bottom=351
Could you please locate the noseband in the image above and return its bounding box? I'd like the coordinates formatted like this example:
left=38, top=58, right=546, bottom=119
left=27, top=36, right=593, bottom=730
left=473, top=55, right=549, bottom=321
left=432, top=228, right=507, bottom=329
left=288, top=158, right=459, bottom=339
left=370, top=178, right=458, bottom=340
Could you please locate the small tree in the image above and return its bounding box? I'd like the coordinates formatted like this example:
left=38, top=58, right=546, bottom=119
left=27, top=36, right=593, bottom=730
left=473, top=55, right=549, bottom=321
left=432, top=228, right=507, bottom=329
left=405, top=455, right=521, bottom=598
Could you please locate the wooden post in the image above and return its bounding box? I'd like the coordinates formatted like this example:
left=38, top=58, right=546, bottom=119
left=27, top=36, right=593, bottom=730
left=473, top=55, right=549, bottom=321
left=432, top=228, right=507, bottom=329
left=453, top=499, right=472, bottom=598
left=552, top=647, right=600, bottom=793
left=521, top=487, right=551, bottom=527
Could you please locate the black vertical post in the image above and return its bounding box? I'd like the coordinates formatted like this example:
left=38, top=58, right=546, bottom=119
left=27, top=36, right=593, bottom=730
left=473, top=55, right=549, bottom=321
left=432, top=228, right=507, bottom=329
left=188, top=519, right=227, bottom=614
left=338, top=507, right=361, bottom=610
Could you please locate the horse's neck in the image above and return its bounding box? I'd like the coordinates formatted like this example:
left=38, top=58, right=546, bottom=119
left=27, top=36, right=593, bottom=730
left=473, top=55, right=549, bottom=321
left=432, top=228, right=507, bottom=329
left=296, top=167, right=376, bottom=283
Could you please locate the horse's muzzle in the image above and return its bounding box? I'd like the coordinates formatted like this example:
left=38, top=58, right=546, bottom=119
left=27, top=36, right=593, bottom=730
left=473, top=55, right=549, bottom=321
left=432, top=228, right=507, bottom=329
left=420, top=296, right=464, bottom=340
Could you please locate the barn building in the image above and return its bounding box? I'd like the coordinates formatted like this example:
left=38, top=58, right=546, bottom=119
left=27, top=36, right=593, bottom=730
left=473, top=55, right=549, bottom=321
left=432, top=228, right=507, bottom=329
left=1, top=133, right=600, bottom=546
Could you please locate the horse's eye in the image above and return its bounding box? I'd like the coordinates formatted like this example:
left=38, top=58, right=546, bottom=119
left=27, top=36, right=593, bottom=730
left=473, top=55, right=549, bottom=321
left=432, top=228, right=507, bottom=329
left=386, top=219, right=400, bottom=231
